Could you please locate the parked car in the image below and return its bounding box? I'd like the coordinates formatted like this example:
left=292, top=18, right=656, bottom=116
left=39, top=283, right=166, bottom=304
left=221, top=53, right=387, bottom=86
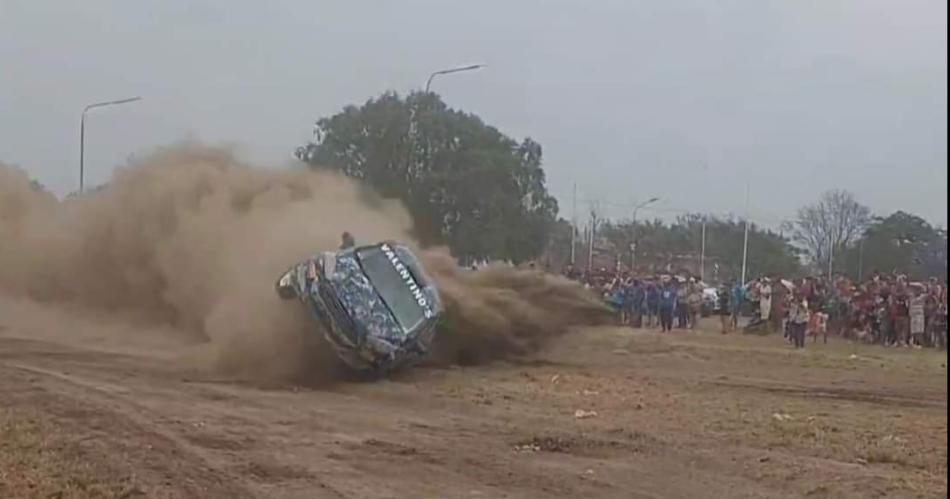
left=701, top=287, right=719, bottom=317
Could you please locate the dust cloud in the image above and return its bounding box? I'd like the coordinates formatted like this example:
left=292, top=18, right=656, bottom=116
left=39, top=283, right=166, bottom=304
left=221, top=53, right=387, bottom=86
left=423, top=251, right=609, bottom=365
left=0, top=144, right=607, bottom=381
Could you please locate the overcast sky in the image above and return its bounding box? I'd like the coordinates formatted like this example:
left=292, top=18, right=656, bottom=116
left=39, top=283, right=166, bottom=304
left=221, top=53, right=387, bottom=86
left=2, top=0, right=946, bottom=227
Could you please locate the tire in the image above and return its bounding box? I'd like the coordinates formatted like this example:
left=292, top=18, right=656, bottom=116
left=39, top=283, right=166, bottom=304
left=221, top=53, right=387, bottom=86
left=275, top=269, right=298, bottom=300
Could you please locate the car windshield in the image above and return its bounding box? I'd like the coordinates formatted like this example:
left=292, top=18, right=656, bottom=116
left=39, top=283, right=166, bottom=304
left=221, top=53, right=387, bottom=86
left=356, top=245, right=429, bottom=332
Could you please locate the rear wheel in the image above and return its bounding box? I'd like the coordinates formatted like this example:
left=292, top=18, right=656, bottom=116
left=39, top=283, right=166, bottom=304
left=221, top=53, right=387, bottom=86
left=275, top=270, right=298, bottom=300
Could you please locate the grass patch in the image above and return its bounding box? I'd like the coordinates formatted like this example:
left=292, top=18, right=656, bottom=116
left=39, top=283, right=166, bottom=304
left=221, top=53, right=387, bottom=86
left=0, top=409, right=142, bottom=499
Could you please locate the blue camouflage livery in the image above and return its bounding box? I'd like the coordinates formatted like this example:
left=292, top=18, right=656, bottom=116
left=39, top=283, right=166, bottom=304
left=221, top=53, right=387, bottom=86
left=277, top=241, right=442, bottom=373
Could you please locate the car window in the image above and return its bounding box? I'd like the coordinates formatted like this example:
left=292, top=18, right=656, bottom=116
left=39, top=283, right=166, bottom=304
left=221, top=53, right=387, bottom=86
left=356, top=245, right=432, bottom=332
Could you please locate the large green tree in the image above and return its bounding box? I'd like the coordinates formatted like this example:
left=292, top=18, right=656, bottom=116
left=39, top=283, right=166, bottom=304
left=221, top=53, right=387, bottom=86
left=296, top=92, right=557, bottom=263
left=840, top=211, right=947, bottom=280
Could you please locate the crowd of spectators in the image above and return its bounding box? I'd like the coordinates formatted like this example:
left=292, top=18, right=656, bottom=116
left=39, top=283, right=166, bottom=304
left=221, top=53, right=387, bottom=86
left=561, top=263, right=948, bottom=351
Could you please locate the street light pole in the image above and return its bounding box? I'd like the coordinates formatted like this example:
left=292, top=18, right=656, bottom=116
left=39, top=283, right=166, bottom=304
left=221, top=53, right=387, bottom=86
left=630, top=197, right=660, bottom=272
left=828, top=236, right=835, bottom=281
left=80, top=96, right=142, bottom=193
left=700, top=217, right=707, bottom=282
left=740, top=183, right=750, bottom=285
left=570, top=182, right=577, bottom=265
left=407, top=65, right=484, bottom=193
left=425, top=64, right=484, bottom=93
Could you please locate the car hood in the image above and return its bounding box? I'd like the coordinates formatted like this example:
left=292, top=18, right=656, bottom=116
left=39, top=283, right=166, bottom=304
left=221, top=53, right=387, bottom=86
left=325, top=253, right=406, bottom=349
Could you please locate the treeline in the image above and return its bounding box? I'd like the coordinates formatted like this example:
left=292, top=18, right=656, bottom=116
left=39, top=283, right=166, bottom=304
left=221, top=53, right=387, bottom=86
left=547, top=193, right=946, bottom=283
left=545, top=214, right=802, bottom=281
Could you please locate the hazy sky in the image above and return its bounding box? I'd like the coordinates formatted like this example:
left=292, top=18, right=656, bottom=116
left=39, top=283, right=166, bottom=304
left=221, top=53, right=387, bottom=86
left=2, top=0, right=946, bottom=227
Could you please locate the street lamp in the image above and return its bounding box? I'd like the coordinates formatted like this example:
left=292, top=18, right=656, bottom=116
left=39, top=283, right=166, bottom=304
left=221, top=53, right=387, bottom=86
left=80, top=96, right=142, bottom=193
left=425, top=64, right=485, bottom=93
left=630, top=197, right=660, bottom=271
left=407, top=65, right=484, bottom=180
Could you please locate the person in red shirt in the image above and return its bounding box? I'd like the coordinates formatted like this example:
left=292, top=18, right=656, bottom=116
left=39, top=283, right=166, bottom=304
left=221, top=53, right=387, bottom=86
left=800, top=277, right=814, bottom=303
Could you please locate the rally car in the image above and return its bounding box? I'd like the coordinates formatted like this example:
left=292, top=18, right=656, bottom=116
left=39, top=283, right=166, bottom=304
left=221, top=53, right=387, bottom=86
left=275, top=241, right=442, bottom=373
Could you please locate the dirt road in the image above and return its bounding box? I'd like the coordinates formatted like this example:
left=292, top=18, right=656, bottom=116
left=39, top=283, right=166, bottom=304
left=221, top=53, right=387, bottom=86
left=1, top=323, right=946, bottom=499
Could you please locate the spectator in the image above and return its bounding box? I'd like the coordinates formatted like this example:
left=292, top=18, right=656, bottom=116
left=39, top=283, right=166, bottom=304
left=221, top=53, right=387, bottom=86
left=658, top=283, right=677, bottom=332
left=645, top=281, right=660, bottom=328
left=932, top=300, right=947, bottom=350
left=771, top=279, right=788, bottom=333
left=607, top=281, right=626, bottom=323
left=893, top=293, right=911, bottom=348
left=687, top=281, right=703, bottom=330
left=730, top=280, right=745, bottom=329
left=880, top=294, right=895, bottom=345
left=924, top=288, right=939, bottom=346
left=718, top=282, right=731, bottom=334
left=759, top=278, right=773, bottom=330
left=788, top=294, right=809, bottom=349
left=910, top=288, right=926, bottom=348
left=676, top=280, right=690, bottom=328
left=628, top=280, right=645, bottom=328
left=807, top=299, right=828, bottom=344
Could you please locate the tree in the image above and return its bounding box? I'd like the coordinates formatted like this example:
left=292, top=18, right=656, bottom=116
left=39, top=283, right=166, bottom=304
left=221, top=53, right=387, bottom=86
left=786, top=189, right=871, bottom=268
left=296, top=92, right=558, bottom=263
left=840, top=211, right=948, bottom=280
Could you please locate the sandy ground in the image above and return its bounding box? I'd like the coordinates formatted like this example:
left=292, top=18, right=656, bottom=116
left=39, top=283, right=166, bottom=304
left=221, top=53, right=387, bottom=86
left=1, top=321, right=946, bottom=499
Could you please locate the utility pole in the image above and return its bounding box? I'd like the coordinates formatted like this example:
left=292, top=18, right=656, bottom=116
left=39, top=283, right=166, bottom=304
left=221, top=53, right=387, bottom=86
left=588, top=209, right=597, bottom=272
left=630, top=197, right=660, bottom=272
left=740, top=183, right=750, bottom=285
left=700, top=217, right=707, bottom=282
left=570, top=183, right=577, bottom=265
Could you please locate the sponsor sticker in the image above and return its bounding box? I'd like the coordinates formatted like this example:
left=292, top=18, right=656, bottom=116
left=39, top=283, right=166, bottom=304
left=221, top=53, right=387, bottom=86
left=380, top=244, right=435, bottom=319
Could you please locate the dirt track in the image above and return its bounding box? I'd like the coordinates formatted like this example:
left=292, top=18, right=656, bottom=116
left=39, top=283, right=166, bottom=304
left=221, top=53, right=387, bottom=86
left=1, top=323, right=947, bottom=499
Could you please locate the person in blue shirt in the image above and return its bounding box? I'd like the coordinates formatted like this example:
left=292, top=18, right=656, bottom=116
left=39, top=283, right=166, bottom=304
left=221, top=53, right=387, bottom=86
left=730, top=280, right=745, bottom=329
left=658, top=282, right=678, bottom=332
left=645, top=281, right=660, bottom=328
left=608, top=280, right=626, bottom=322
left=628, top=279, right=645, bottom=328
